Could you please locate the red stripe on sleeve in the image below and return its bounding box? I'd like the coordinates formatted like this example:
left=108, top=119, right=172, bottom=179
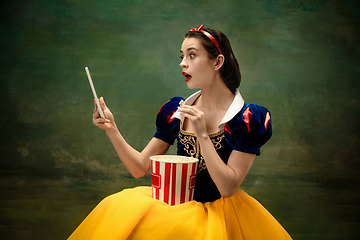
left=264, top=111, right=271, bottom=130
left=243, top=107, right=252, bottom=132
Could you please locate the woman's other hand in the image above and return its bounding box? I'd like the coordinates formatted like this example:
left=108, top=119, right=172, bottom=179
left=93, top=97, right=115, bottom=132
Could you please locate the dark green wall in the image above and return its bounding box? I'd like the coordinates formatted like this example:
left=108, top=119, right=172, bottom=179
left=1, top=0, right=359, bottom=239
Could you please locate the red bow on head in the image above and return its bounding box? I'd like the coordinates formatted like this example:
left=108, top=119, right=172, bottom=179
left=189, top=24, right=205, bottom=33
left=188, top=24, right=222, bottom=54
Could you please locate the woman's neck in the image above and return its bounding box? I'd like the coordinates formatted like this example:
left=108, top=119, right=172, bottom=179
left=197, top=79, right=235, bottom=110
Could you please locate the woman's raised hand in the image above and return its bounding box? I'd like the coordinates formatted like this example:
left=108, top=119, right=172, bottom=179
left=93, top=97, right=116, bottom=132
left=178, top=105, right=208, bottom=139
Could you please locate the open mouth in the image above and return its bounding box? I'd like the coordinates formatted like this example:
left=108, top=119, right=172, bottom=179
left=182, top=72, right=192, bottom=82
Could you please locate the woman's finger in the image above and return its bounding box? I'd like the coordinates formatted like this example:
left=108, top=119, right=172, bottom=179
left=179, top=105, right=196, bottom=113
left=93, top=117, right=103, bottom=126
left=94, top=115, right=110, bottom=123
left=100, top=97, right=107, bottom=109
left=99, top=97, right=108, bottom=119
left=179, top=105, right=197, bottom=111
left=93, top=109, right=99, bottom=119
left=180, top=112, right=197, bottom=121
left=93, top=103, right=100, bottom=118
left=179, top=106, right=202, bottom=118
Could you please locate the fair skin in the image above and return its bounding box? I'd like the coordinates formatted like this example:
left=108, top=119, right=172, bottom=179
left=93, top=37, right=255, bottom=198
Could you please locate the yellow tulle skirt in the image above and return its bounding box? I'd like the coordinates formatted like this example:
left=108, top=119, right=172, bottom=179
left=68, top=186, right=292, bottom=240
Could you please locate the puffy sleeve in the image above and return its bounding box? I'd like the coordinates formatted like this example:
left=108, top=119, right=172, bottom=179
left=223, top=104, right=272, bottom=156
left=153, top=97, right=184, bottom=145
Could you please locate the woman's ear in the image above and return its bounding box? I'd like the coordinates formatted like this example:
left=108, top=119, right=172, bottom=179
left=214, top=54, right=225, bottom=71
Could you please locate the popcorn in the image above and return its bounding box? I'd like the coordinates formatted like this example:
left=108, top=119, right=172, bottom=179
left=162, top=157, right=193, bottom=163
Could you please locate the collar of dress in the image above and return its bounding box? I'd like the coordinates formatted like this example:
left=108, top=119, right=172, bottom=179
left=172, top=90, right=245, bottom=131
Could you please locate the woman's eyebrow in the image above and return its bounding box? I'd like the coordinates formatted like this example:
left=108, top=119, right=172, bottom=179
left=180, top=47, right=198, bottom=53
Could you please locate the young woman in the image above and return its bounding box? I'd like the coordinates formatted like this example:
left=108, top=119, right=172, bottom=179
left=68, top=25, right=292, bottom=239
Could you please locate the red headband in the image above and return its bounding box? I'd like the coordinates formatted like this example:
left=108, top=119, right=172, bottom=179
left=188, top=24, right=222, bottom=54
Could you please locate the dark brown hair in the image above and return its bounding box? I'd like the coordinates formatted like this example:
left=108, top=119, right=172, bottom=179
left=185, top=27, right=241, bottom=93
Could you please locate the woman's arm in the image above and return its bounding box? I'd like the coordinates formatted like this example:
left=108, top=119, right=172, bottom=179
left=93, top=97, right=170, bottom=178
left=179, top=105, right=255, bottom=197
left=197, top=135, right=255, bottom=197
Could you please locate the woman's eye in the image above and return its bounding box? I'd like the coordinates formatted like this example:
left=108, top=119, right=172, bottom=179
left=190, top=54, right=195, bottom=59
left=180, top=56, right=184, bottom=60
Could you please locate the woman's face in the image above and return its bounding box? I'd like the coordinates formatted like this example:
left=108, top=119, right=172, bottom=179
left=180, top=37, right=216, bottom=90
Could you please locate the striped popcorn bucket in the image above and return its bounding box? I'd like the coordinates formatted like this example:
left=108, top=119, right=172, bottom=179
left=150, top=155, right=199, bottom=205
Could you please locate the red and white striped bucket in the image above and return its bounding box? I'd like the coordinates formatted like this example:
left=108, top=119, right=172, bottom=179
left=150, top=155, right=198, bottom=205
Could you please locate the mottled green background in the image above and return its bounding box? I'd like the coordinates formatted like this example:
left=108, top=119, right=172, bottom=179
left=1, top=0, right=359, bottom=239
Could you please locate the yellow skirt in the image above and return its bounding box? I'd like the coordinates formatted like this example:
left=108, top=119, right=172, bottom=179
left=68, top=186, right=292, bottom=240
